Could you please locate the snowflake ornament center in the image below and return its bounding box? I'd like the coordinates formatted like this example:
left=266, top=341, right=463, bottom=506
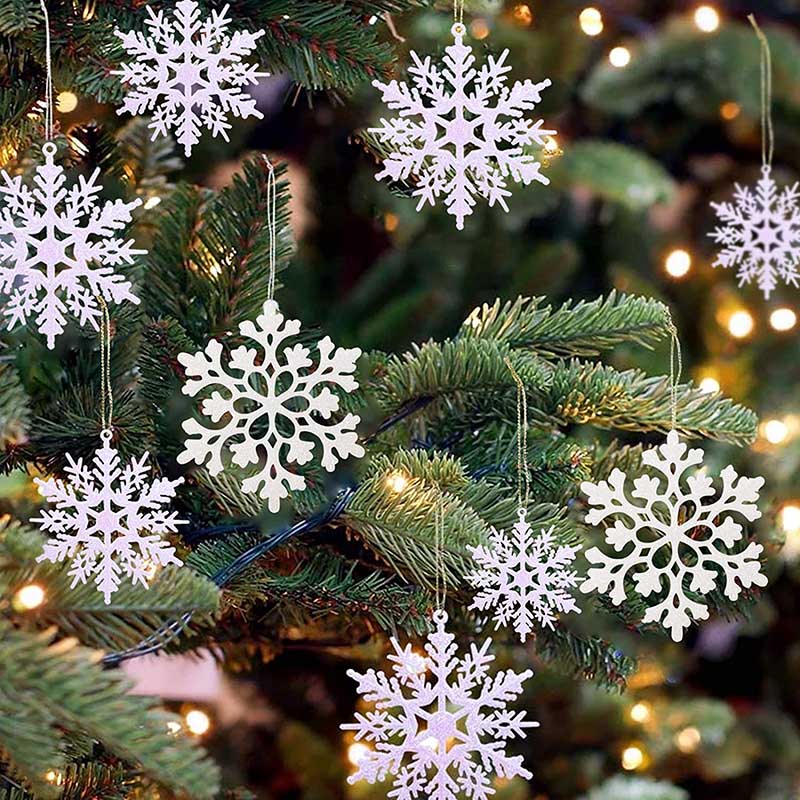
left=709, top=164, right=800, bottom=299
left=580, top=430, right=767, bottom=641
left=370, top=24, right=556, bottom=230
left=32, top=429, right=186, bottom=603
left=467, top=508, right=581, bottom=643
left=178, top=300, right=364, bottom=513
left=343, top=609, right=537, bottom=800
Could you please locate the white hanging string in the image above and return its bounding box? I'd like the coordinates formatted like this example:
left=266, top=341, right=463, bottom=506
left=454, top=0, right=464, bottom=25
left=434, top=499, right=447, bottom=613
left=263, top=156, right=278, bottom=302
left=40, top=0, right=54, bottom=141
left=748, top=15, right=774, bottom=169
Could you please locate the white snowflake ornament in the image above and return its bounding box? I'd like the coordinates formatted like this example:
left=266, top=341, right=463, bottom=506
left=342, top=609, right=537, bottom=800
left=371, top=22, right=556, bottom=230
left=178, top=299, right=364, bottom=513
left=32, top=430, right=186, bottom=603
left=113, top=0, right=268, bottom=157
left=580, top=430, right=767, bottom=642
left=467, top=509, right=581, bottom=643
left=0, top=142, right=142, bottom=348
left=709, top=165, right=800, bottom=299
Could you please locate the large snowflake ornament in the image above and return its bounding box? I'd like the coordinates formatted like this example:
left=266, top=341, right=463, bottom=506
left=709, top=165, right=800, bottom=299
left=178, top=300, right=364, bottom=513
left=113, top=0, right=268, bottom=157
left=370, top=23, right=555, bottom=230
left=580, top=431, right=767, bottom=642
left=467, top=508, right=581, bottom=643
left=0, top=142, right=142, bottom=348
left=342, top=610, right=537, bottom=800
left=32, top=430, right=185, bottom=603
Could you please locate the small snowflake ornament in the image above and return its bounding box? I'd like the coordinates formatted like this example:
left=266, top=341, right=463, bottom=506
left=580, top=430, right=767, bottom=642
left=0, top=142, right=142, bottom=348
left=467, top=509, right=581, bottom=643
left=32, top=430, right=186, bottom=603
left=113, top=0, right=268, bottom=157
left=709, top=165, right=800, bottom=299
left=370, top=22, right=556, bottom=230
left=178, top=299, right=364, bottom=513
left=342, top=609, right=537, bottom=800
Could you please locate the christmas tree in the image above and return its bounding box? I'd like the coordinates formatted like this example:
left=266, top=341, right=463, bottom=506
left=0, top=2, right=796, bottom=799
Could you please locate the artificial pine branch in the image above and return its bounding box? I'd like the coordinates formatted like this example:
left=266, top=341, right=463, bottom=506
left=461, top=292, right=672, bottom=357
left=0, top=623, right=220, bottom=799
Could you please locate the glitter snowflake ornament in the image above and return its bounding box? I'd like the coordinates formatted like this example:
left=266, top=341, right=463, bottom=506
left=580, top=430, right=767, bottom=642
left=32, top=430, right=186, bottom=603
left=467, top=508, right=581, bottom=643
left=0, top=142, right=142, bottom=348
left=709, top=165, right=800, bottom=299
left=178, top=300, right=364, bottom=513
left=342, top=609, right=537, bottom=800
left=113, top=0, right=267, bottom=157
left=370, top=22, right=556, bottom=230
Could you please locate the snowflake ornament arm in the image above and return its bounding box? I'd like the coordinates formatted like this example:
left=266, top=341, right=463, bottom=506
left=467, top=509, right=581, bottom=643
left=580, top=431, right=767, bottom=641
left=0, top=143, right=142, bottom=348
left=178, top=300, right=364, bottom=513
left=342, top=611, right=537, bottom=800
left=113, top=0, right=268, bottom=157
left=371, top=25, right=555, bottom=230
left=709, top=166, right=800, bottom=299
left=32, top=431, right=185, bottom=603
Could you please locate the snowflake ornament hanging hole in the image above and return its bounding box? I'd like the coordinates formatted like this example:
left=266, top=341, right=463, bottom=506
left=370, top=23, right=556, bottom=230
left=342, top=609, right=538, bottom=800
left=178, top=299, right=364, bottom=513
left=580, top=430, right=767, bottom=642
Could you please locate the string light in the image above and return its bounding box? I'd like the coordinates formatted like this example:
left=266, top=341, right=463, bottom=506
left=45, top=770, right=64, bottom=786
left=727, top=309, right=754, bottom=339
left=184, top=708, right=211, bottom=735
left=609, top=46, right=631, bottom=68
left=675, top=726, right=702, bottom=753
left=13, top=583, right=45, bottom=610
left=512, top=4, right=533, bottom=26
left=780, top=504, right=800, bottom=533
left=761, top=418, right=789, bottom=445
left=770, top=307, right=797, bottom=332
left=629, top=702, right=651, bottom=723
left=384, top=212, right=399, bottom=233
left=144, top=196, right=162, bottom=210
left=693, top=5, right=720, bottom=33
left=56, top=91, right=79, bottom=113
left=698, top=372, right=721, bottom=394
left=348, top=742, right=370, bottom=766
left=166, top=720, right=182, bottom=735
left=386, top=471, right=409, bottom=493
left=579, top=7, right=604, bottom=36
left=664, top=248, right=692, bottom=278
left=621, top=745, right=645, bottom=770
left=470, top=19, right=490, bottom=39
left=720, top=101, right=741, bottom=121
left=544, top=135, right=560, bottom=154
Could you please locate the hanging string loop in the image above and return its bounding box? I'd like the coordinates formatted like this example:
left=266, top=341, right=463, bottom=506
left=39, top=0, right=54, bottom=141
left=748, top=14, right=774, bottom=169
left=504, top=356, right=530, bottom=509
left=98, top=297, right=113, bottom=433
left=667, top=321, right=683, bottom=432
left=263, top=156, right=278, bottom=302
